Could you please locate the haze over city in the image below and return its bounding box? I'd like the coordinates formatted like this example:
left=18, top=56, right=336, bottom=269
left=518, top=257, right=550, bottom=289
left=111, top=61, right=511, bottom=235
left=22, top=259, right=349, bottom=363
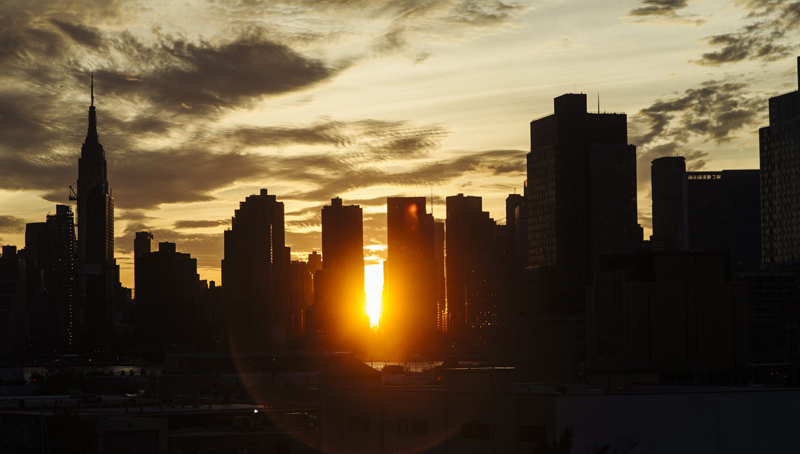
left=2, top=0, right=797, bottom=288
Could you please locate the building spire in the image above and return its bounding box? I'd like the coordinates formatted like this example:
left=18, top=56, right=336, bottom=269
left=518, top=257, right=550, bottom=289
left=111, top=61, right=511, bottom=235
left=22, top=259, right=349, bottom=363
left=85, top=73, right=98, bottom=144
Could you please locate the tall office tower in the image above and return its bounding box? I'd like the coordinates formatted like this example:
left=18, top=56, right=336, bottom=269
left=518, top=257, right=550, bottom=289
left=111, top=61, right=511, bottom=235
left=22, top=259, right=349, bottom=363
left=76, top=78, right=115, bottom=353
left=317, top=198, right=368, bottom=351
left=23, top=205, right=78, bottom=354
left=222, top=189, right=288, bottom=352
left=445, top=194, right=503, bottom=345
left=651, top=156, right=688, bottom=251
left=46, top=205, right=77, bottom=353
left=135, top=240, right=200, bottom=354
left=761, top=57, right=800, bottom=265
left=527, top=93, right=640, bottom=316
left=0, top=246, right=26, bottom=356
left=383, top=197, right=437, bottom=354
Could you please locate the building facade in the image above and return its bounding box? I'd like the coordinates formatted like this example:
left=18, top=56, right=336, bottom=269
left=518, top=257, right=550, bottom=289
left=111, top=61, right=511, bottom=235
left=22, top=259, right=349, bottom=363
left=761, top=57, right=800, bottom=265
left=308, top=198, right=368, bottom=351
left=135, top=239, right=201, bottom=354
left=527, top=93, right=640, bottom=316
left=382, top=197, right=437, bottom=354
left=445, top=194, right=504, bottom=346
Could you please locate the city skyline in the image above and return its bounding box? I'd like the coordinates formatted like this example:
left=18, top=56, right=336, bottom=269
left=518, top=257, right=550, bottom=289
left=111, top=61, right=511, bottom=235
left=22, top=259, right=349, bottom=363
left=1, top=1, right=797, bottom=288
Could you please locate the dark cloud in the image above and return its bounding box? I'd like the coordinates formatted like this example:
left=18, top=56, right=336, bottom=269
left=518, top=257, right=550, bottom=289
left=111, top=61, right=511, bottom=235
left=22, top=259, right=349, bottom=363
left=698, top=26, right=791, bottom=65
left=631, top=79, right=764, bottom=148
left=629, top=0, right=689, bottom=16
left=174, top=219, right=229, bottom=229
left=115, top=210, right=153, bottom=222
left=626, top=0, right=705, bottom=24
left=113, top=149, right=269, bottom=209
left=93, top=29, right=345, bottom=114
left=0, top=216, right=26, bottom=234
left=695, top=1, right=800, bottom=65
left=450, top=0, right=524, bottom=26
left=51, top=20, right=103, bottom=48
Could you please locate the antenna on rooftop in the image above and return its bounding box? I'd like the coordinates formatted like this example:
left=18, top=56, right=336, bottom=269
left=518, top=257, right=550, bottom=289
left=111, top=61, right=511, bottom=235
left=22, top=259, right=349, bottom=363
left=597, top=92, right=600, bottom=113
left=430, top=185, right=434, bottom=216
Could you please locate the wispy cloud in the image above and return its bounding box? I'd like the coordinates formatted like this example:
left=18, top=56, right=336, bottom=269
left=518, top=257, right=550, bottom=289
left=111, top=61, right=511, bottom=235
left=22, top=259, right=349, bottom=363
left=695, top=1, right=800, bottom=65
left=0, top=216, right=26, bottom=234
left=174, top=219, right=229, bottom=229
left=626, top=0, right=706, bottom=25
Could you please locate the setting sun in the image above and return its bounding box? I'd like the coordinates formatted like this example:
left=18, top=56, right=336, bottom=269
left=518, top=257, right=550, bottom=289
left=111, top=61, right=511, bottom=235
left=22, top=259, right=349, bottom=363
left=364, top=263, right=384, bottom=328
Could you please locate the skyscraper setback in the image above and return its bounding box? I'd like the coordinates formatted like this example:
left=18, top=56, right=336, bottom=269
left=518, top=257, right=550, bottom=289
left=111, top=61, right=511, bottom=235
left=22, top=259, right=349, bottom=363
left=76, top=78, right=115, bottom=353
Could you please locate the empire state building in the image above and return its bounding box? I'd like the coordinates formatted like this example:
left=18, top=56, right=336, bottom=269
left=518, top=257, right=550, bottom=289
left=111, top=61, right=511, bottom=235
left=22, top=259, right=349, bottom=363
left=76, top=76, right=115, bottom=353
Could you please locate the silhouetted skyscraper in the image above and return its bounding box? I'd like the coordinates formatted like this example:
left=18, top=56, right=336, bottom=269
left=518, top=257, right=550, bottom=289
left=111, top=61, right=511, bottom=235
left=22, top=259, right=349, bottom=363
left=651, top=156, right=688, bottom=251
left=47, top=205, right=77, bottom=353
left=76, top=78, right=115, bottom=353
left=761, top=57, right=800, bottom=265
left=317, top=198, right=367, bottom=351
left=135, top=239, right=200, bottom=354
left=222, top=189, right=288, bottom=352
left=445, top=194, right=503, bottom=345
left=134, top=231, right=154, bottom=260
left=527, top=93, right=640, bottom=316
left=383, top=197, right=437, bottom=353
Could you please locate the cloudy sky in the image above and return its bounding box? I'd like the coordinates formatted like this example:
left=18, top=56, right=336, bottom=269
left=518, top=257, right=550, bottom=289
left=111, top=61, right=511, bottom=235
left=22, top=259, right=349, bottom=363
left=1, top=0, right=797, bottom=288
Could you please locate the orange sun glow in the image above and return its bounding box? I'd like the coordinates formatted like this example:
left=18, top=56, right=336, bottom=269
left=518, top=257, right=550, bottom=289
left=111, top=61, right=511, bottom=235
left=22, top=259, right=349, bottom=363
left=364, top=262, right=384, bottom=328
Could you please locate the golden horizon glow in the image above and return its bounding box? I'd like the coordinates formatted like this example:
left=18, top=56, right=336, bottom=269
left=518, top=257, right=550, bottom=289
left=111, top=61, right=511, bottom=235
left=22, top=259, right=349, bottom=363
left=364, top=262, right=384, bottom=328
